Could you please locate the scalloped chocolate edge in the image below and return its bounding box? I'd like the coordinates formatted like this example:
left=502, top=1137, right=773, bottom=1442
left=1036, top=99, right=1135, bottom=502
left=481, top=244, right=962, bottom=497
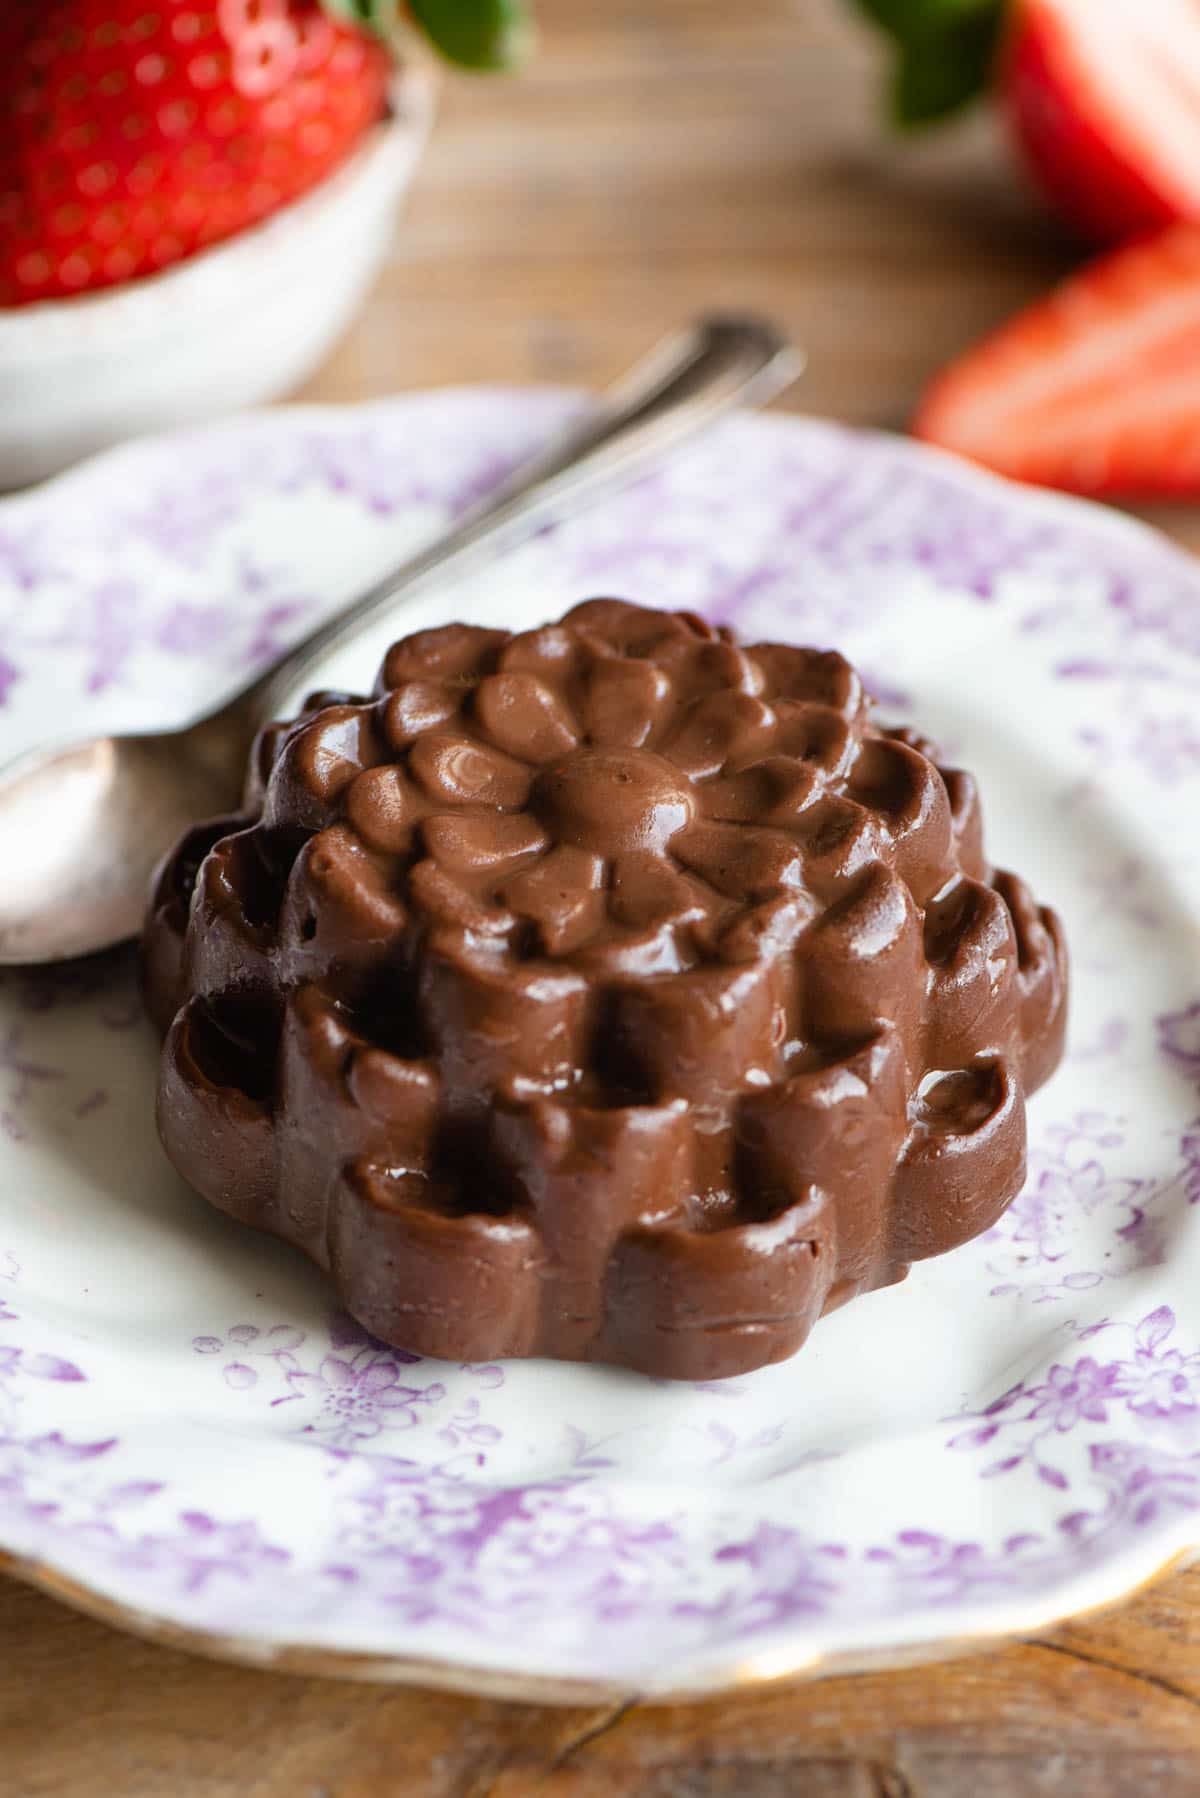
left=144, top=601, right=1068, bottom=1379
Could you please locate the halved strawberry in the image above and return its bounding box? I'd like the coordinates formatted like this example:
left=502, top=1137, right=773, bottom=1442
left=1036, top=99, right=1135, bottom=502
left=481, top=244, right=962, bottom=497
left=913, top=224, right=1200, bottom=498
left=1004, top=0, right=1200, bottom=245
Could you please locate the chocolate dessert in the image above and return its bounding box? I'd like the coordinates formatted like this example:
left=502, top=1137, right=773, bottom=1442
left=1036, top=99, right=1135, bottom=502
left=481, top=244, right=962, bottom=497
left=144, top=600, right=1068, bottom=1379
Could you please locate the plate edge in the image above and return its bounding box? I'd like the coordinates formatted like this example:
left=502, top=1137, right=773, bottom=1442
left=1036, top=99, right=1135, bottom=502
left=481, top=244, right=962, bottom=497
left=3, top=1542, right=1194, bottom=1705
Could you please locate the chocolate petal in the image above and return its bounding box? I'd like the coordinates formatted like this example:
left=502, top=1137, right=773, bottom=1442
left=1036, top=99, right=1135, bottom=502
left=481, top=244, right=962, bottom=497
left=579, top=655, right=670, bottom=750
left=377, top=623, right=507, bottom=689
left=847, top=737, right=955, bottom=908
left=343, top=765, right=423, bottom=856
left=422, top=811, right=548, bottom=874
left=673, top=822, right=806, bottom=901
left=701, top=756, right=820, bottom=826
left=409, top=733, right=531, bottom=810
left=473, top=671, right=580, bottom=763
left=262, top=704, right=384, bottom=833
left=502, top=844, right=607, bottom=958
left=661, top=692, right=777, bottom=780
left=992, top=869, right=1070, bottom=1093
left=608, top=850, right=710, bottom=932
left=749, top=643, right=867, bottom=720
left=772, top=700, right=856, bottom=782
left=378, top=681, right=463, bottom=749
left=407, top=859, right=517, bottom=939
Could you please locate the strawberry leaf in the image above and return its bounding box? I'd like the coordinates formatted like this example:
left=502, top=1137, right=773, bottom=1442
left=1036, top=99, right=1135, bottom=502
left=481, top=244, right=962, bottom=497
left=408, top=0, right=535, bottom=69
left=892, top=16, right=1003, bottom=125
left=322, top=0, right=534, bottom=68
left=850, top=0, right=1007, bottom=127
left=322, top=0, right=403, bottom=37
left=853, top=0, right=1001, bottom=28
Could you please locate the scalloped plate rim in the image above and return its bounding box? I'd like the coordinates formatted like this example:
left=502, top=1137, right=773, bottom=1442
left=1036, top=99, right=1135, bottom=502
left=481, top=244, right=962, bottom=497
left=0, top=390, right=1198, bottom=1697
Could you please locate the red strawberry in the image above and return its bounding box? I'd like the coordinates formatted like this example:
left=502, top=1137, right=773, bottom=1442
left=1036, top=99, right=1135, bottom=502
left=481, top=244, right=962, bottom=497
left=0, top=1, right=392, bottom=307
left=913, top=224, right=1200, bottom=498
left=1004, top=0, right=1200, bottom=246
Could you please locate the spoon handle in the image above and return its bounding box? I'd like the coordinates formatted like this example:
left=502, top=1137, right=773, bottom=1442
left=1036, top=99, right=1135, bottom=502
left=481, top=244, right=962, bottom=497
left=238, top=314, right=800, bottom=726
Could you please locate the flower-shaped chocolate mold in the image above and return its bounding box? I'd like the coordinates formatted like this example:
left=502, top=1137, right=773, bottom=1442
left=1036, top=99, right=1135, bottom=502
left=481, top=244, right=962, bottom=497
left=145, top=600, right=1068, bottom=1380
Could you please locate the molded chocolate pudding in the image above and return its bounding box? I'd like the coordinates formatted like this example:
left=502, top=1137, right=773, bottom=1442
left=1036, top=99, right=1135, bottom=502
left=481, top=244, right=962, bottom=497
left=144, top=600, right=1068, bottom=1379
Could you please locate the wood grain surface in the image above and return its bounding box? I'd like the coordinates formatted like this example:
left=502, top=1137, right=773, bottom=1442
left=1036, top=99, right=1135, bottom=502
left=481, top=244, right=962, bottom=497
left=5, top=2, right=1200, bottom=1792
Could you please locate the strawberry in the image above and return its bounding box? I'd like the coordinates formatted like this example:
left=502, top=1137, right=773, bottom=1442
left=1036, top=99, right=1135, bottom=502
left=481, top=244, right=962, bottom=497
left=1003, top=0, right=1200, bottom=246
left=850, top=0, right=1200, bottom=246
left=0, top=0, right=532, bottom=309
left=913, top=224, right=1200, bottom=498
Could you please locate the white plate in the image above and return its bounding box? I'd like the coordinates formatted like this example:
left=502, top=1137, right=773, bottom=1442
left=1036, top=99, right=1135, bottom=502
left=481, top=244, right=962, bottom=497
left=1, top=390, right=1199, bottom=1699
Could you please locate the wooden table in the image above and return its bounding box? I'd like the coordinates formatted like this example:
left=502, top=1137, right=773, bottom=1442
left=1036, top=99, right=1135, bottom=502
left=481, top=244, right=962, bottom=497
left=5, top=2, right=1200, bottom=1791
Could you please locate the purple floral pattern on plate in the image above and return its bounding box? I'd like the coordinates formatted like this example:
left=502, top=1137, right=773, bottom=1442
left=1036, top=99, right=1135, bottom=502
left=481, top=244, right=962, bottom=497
left=1, top=392, right=1200, bottom=1694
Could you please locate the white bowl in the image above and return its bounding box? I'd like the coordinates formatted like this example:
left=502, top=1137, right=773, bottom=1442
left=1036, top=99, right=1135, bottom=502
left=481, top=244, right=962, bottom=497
left=0, top=69, right=435, bottom=490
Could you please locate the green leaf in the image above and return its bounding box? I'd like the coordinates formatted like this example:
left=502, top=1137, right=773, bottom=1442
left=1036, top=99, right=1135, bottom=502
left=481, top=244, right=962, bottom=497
left=889, top=11, right=1004, bottom=125
left=850, top=0, right=1001, bottom=35
left=848, top=0, right=1006, bottom=125
left=407, top=0, right=535, bottom=69
left=322, top=0, right=534, bottom=66
left=321, top=0, right=402, bottom=36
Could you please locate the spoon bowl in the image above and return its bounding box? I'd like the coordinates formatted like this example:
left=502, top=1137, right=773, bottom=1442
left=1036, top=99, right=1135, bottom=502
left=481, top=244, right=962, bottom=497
left=0, top=728, right=243, bottom=964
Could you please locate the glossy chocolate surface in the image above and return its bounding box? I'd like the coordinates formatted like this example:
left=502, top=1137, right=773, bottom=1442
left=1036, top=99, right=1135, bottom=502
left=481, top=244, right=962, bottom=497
left=144, top=601, right=1068, bottom=1378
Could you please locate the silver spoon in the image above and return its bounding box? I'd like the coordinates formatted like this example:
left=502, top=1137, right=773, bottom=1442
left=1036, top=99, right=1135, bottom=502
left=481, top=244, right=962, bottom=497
left=0, top=315, right=799, bottom=966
